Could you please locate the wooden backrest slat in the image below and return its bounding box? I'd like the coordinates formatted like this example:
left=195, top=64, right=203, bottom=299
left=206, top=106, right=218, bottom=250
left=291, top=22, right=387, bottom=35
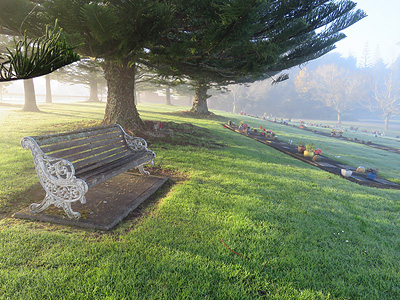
left=27, top=124, right=152, bottom=179
left=63, top=140, right=127, bottom=164
left=48, top=134, right=124, bottom=159
left=42, top=130, right=123, bottom=154
left=34, top=124, right=122, bottom=147
left=75, top=150, right=131, bottom=175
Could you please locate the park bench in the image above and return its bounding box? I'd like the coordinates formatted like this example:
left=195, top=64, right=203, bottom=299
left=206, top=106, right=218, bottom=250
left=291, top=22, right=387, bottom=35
left=21, top=124, right=155, bottom=220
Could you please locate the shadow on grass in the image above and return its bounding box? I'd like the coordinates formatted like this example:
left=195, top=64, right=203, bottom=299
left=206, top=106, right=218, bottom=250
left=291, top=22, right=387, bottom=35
left=39, top=110, right=104, bottom=119
left=2, top=166, right=188, bottom=234
left=1, top=183, right=45, bottom=219
left=139, top=108, right=228, bottom=122
left=0, top=102, right=23, bottom=108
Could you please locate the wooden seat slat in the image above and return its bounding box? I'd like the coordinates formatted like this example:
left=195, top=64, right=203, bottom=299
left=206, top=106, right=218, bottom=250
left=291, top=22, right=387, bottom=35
left=81, top=152, right=152, bottom=188
left=74, top=147, right=130, bottom=173
left=78, top=153, right=137, bottom=180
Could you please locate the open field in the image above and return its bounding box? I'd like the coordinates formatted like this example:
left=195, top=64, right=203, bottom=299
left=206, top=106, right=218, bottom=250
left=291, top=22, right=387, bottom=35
left=0, top=102, right=400, bottom=299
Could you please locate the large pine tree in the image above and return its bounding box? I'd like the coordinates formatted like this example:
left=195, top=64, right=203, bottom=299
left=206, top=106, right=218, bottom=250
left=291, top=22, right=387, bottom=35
left=41, top=0, right=173, bottom=129
left=153, top=0, right=366, bottom=114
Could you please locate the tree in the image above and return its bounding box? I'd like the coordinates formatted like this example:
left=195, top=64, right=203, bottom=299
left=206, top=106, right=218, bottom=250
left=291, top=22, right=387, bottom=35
left=0, top=29, right=79, bottom=82
left=0, top=81, right=10, bottom=100
left=369, top=65, right=400, bottom=130
left=23, top=78, right=39, bottom=111
left=212, top=80, right=272, bottom=114
left=227, top=84, right=249, bottom=114
left=154, top=0, right=366, bottom=115
left=0, top=24, right=79, bottom=111
left=41, top=0, right=173, bottom=130
left=172, top=83, right=194, bottom=106
left=0, top=0, right=80, bottom=112
left=144, top=75, right=184, bottom=106
left=295, top=64, right=365, bottom=124
left=360, top=42, right=371, bottom=69
left=45, top=74, right=52, bottom=103
left=55, top=58, right=106, bottom=102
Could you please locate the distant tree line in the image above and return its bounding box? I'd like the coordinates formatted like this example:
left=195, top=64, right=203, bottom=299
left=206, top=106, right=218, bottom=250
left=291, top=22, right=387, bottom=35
left=209, top=52, right=400, bottom=130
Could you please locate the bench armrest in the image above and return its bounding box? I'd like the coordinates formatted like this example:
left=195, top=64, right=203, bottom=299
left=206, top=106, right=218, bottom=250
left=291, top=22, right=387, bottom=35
left=121, top=129, right=155, bottom=176
left=21, top=136, right=78, bottom=181
left=124, top=134, right=149, bottom=151
left=21, top=137, right=88, bottom=219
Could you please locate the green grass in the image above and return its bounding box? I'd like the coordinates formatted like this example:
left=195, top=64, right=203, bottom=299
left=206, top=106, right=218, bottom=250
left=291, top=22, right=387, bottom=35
left=285, top=118, right=400, bottom=149
left=0, top=102, right=399, bottom=299
left=227, top=114, right=400, bottom=184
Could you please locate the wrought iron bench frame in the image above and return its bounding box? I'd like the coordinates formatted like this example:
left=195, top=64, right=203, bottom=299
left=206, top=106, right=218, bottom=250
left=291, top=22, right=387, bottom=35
left=21, top=124, right=155, bottom=220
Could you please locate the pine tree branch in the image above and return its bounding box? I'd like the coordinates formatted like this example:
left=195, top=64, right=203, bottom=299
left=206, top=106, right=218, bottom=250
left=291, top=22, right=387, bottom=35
left=0, top=22, right=80, bottom=81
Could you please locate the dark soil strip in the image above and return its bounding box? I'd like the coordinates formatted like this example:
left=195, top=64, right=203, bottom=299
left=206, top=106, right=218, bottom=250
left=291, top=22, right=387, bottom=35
left=266, top=119, right=400, bottom=154
left=224, top=124, right=400, bottom=190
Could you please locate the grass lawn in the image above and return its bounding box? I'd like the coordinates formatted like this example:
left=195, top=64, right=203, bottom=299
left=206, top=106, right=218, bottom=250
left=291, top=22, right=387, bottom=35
left=0, top=102, right=400, bottom=299
left=232, top=115, right=400, bottom=185
left=284, top=118, right=400, bottom=150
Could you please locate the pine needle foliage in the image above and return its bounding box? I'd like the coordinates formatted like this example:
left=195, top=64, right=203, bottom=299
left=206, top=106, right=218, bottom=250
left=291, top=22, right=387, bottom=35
left=0, top=23, right=80, bottom=82
left=154, top=0, right=367, bottom=82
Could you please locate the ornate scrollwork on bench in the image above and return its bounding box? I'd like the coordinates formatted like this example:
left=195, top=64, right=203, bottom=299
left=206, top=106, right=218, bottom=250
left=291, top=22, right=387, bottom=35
left=124, top=135, right=148, bottom=151
left=123, top=130, right=155, bottom=176
left=21, top=137, right=88, bottom=219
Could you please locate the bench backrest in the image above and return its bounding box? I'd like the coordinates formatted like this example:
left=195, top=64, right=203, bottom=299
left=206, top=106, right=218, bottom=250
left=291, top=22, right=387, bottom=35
left=32, top=124, right=133, bottom=174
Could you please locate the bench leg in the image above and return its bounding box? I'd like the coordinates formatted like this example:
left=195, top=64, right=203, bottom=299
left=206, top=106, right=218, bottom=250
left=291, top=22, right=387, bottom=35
left=137, top=159, right=154, bottom=176
left=60, top=202, right=81, bottom=220
left=30, top=194, right=53, bottom=214
left=30, top=193, right=82, bottom=219
left=137, top=165, right=150, bottom=176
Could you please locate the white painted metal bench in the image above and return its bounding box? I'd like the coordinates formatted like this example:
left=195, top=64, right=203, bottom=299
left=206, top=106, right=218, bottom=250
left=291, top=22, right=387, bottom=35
left=21, top=124, right=155, bottom=219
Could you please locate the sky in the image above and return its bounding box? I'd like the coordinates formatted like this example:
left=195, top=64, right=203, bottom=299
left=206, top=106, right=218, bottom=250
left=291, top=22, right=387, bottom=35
left=333, top=0, right=400, bottom=66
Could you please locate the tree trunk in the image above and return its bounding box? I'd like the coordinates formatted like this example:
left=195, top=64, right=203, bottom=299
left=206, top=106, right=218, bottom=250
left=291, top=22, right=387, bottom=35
left=337, top=111, right=342, bottom=125
left=135, top=91, right=141, bottom=104
left=384, top=114, right=390, bottom=130
left=102, top=60, right=143, bottom=130
left=232, top=93, right=237, bottom=114
left=190, top=81, right=210, bottom=114
left=45, top=74, right=52, bottom=103
left=88, top=79, right=100, bottom=102
left=23, top=79, right=40, bottom=112
left=165, top=86, right=172, bottom=105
